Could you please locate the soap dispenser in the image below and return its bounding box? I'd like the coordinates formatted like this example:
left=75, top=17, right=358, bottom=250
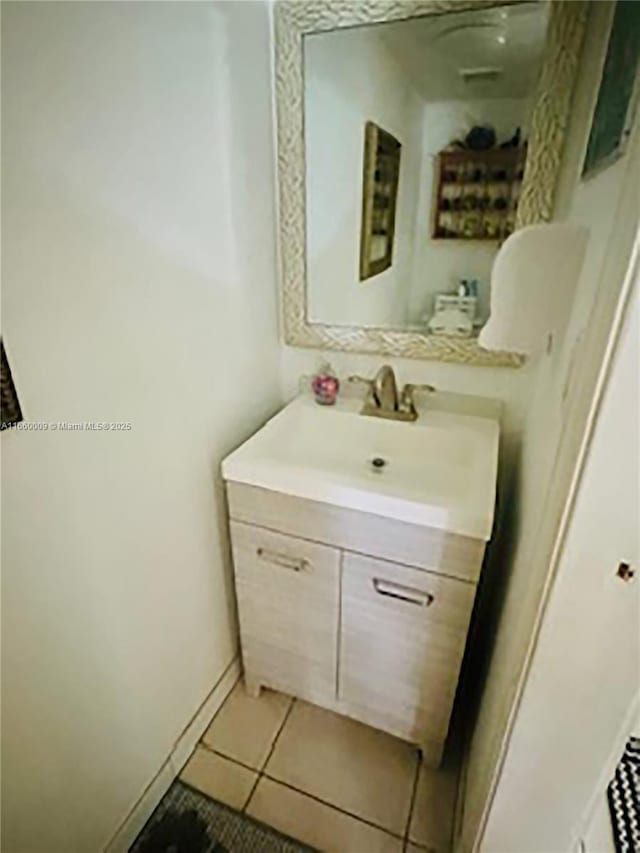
left=311, top=363, right=340, bottom=406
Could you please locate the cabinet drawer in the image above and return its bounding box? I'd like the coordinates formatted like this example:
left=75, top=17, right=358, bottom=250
left=230, top=521, right=340, bottom=704
left=339, top=553, right=476, bottom=749
left=227, top=481, right=486, bottom=583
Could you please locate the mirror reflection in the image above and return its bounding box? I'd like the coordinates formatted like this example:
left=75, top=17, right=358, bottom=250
left=304, top=3, right=549, bottom=336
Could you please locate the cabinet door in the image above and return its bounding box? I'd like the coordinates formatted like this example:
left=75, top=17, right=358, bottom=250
left=339, top=553, right=476, bottom=760
left=230, top=520, right=340, bottom=705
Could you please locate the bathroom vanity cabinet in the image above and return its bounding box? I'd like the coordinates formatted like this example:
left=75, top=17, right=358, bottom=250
left=226, top=481, right=485, bottom=767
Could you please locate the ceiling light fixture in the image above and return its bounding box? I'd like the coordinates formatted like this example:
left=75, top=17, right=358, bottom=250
left=497, top=34, right=506, bottom=45
left=459, top=66, right=503, bottom=82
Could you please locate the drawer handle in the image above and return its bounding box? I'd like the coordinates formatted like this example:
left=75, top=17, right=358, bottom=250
left=373, top=578, right=434, bottom=607
left=256, top=547, right=309, bottom=573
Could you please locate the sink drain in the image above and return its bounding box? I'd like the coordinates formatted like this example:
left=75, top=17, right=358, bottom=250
left=370, top=456, right=387, bottom=470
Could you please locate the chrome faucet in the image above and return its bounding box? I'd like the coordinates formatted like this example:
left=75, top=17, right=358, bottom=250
left=348, top=365, right=435, bottom=422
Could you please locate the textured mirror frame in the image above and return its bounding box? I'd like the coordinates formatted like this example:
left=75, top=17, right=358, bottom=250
left=275, top=0, right=588, bottom=367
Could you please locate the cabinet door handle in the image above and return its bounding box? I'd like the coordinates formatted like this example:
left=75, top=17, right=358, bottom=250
left=373, top=578, right=434, bottom=607
left=256, top=547, right=309, bottom=573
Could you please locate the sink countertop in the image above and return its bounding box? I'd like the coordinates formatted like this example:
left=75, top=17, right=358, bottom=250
left=222, top=393, right=500, bottom=541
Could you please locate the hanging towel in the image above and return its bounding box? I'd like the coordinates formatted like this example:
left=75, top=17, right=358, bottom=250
left=608, top=736, right=640, bottom=853
left=478, top=224, right=588, bottom=356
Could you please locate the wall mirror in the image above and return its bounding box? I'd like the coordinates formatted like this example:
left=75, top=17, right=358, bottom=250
left=275, top=0, right=587, bottom=366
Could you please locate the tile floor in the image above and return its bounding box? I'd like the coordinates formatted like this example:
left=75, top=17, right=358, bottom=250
left=179, top=678, right=460, bottom=852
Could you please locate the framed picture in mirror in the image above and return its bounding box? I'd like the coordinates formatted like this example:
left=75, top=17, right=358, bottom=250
left=360, top=122, right=401, bottom=281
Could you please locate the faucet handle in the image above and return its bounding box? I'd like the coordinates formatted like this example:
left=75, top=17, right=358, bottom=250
left=348, top=374, right=374, bottom=387
left=348, top=374, right=379, bottom=406
left=400, top=382, right=435, bottom=415
left=404, top=382, right=436, bottom=395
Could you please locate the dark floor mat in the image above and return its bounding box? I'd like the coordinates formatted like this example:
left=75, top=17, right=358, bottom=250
left=130, top=780, right=315, bottom=853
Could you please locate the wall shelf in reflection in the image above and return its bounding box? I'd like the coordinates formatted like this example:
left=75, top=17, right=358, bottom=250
left=433, top=147, right=525, bottom=241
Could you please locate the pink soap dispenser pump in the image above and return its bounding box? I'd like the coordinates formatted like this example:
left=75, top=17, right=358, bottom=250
left=311, top=363, right=340, bottom=406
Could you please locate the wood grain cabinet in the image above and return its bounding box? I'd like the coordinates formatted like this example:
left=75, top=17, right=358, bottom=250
left=339, top=553, right=477, bottom=759
left=230, top=520, right=340, bottom=707
left=227, top=483, right=485, bottom=767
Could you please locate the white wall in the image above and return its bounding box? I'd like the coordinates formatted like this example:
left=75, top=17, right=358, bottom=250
left=461, top=3, right=640, bottom=848
left=408, top=97, right=530, bottom=325
left=305, top=26, right=424, bottom=328
left=482, top=269, right=639, bottom=852
left=1, top=3, right=281, bottom=852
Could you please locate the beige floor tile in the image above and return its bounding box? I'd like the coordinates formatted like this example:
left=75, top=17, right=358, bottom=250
left=202, top=680, right=292, bottom=770
left=408, top=760, right=458, bottom=852
left=180, top=746, right=257, bottom=810
left=264, top=700, right=417, bottom=836
left=247, top=777, right=402, bottom=853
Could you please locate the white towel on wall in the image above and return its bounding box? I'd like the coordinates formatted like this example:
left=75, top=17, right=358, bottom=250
left=479, top=223, right=589, bottom=356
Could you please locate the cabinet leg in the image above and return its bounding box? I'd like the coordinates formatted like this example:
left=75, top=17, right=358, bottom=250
left=420, top=741, right=444, bottom=769
left=244, top=674, right=261, bottom=699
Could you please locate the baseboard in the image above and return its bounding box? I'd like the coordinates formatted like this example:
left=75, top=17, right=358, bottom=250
left=169, top=657, right=241, bottom=776
left=104, top=758, right=176, bottom=853
left=104, top=656, right=242, bottom=853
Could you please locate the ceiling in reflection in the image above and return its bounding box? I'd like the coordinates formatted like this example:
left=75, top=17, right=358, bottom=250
left=378, top=3, right=550, bottom=101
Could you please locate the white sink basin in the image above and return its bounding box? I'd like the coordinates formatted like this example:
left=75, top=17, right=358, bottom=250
left=222, top=394, right=499, bottom=541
